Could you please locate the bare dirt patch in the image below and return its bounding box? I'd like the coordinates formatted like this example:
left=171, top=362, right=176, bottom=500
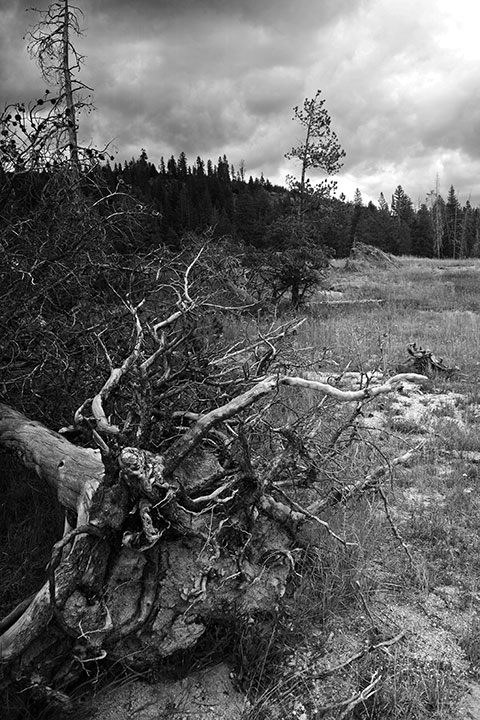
left=87, top=663, right=246, bottom=720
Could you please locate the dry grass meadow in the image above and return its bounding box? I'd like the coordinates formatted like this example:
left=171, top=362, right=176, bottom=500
left=244, top=254, right=480, bottom=719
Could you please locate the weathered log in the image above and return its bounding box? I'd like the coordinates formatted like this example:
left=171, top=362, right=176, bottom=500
left=0, top=371, right=428, bottom=704
left=0, top=403, right=104, bottom=521
left=0, top=411, right=292, bottom=694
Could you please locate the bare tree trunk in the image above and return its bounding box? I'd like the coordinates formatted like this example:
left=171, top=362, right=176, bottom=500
left=61, top=0, right=79, bottom=167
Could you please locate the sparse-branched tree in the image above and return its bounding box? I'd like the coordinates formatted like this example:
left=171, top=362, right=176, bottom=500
left=285, top=90, right=345, bottom=217
left=431, top=194, right=446, bottom=258
left=260, top=90, right=346, bottom=306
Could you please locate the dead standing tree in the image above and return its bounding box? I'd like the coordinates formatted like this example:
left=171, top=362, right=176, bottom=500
left=24, top=0, right=91, bottom=168
left=0, top=241, right=428, bottom=711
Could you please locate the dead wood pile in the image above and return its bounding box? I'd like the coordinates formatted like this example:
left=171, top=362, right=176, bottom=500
left=345, top=242, right=398, bottom=271
left=399, top=343, right=459, bottom=378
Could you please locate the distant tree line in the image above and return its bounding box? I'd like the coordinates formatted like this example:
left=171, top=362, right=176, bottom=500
left=350, top=184, right=480, bottom=259
left=100, top=152, right=480, bottom=260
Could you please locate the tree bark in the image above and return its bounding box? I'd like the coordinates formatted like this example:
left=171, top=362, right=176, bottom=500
left=0, top=404, right=103, bottom=520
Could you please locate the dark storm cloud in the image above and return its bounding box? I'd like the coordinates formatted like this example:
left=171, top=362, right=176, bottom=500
left=76, top=0, right=352, bottom=165
left=86, top=0, right=356, bottom=30
left=0, top=3, right=44, bottom=99
left=2, top=0, right=480, bottom=203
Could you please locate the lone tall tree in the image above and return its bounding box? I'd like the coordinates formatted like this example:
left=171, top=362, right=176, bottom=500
left=285, top=90, right=345, bottom=216
left=25, top=0, right=92, bottom=167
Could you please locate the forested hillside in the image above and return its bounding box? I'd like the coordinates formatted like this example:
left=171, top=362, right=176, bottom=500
left=99, top=152, right=480, bottom=260
left=3, top=148, right=479, bottom=266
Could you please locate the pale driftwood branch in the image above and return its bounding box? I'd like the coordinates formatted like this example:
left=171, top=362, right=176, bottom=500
left=279, top=373, right=427, bottom=401
left=147, top=305, right=189, bottom=374
left=91, top=306, right=144, bottom=435
left=186, top=479, right=236, bottom=506
left=152, top=309, right=183, bottom=334
left=184, top=244, right=205, bottom=305
left=164, top=373, right=428, bottom=473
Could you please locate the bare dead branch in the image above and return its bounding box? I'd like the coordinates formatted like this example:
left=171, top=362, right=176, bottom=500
left=307, top=440, right=427, bottom=514
left=312, top=630, right=406, bottom=679
left=164, top=373, right=428, bottom=474
left=377, top=484, right=416, bottom=567
left=319, top=672, right=382, bottom=718
left=183, top=244, right=205, bottom=305
left=272, top=487, right=356, bottom=547
left=90, top=305, right=144, bottom=435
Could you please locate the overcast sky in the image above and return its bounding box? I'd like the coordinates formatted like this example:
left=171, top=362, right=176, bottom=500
left=2, top=0, right=480, bottom=206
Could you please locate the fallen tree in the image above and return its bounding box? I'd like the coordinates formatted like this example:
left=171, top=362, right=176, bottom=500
left=0, top=362, right=427, bottom=713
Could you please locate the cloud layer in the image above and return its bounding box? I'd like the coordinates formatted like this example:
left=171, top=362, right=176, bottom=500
left=2, top=0, right=480, bottom=205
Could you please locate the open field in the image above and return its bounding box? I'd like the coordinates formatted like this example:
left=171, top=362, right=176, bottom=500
left=307, top=255, right=480, bottom=379
left=244, top=256, right=480, bottom=719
